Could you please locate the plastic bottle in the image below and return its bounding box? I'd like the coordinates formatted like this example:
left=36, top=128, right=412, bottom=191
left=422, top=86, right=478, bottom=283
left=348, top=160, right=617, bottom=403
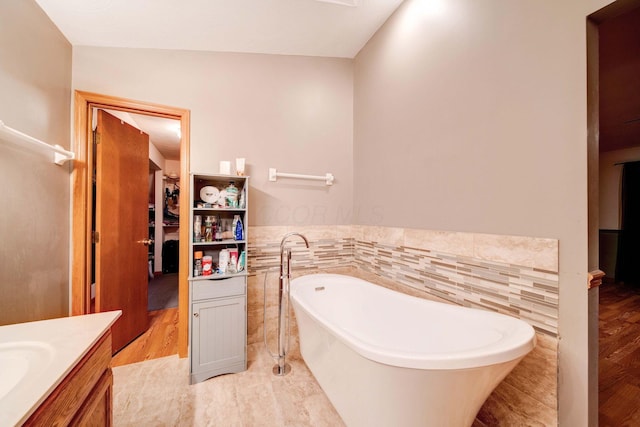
left=228, top=252, right=237, bottom=274
left=218, top=249, right=230, bottom=274
left=239, top=187, right=246, bottom=209
left=234, top=215, right=243, bottom=240
left=215, top=217, right=222, bottom=241
left=193, top=215, right=202, bottom=242
left=204, top=216, right=214, bottom=242
left=237, top=251, right=246, bottom=272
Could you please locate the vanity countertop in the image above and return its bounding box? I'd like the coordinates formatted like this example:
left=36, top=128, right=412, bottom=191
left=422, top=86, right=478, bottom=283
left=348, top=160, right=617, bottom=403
left=0, top=310, right=121, bottom=426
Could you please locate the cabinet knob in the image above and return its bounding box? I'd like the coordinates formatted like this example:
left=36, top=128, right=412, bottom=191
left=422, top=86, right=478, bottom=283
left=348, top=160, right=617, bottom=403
left=193, top=313, right=199, bottom=318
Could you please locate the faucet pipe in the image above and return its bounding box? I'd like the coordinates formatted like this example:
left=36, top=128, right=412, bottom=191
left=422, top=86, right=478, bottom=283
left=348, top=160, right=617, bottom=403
left=273, top=232, right=309, bottom=376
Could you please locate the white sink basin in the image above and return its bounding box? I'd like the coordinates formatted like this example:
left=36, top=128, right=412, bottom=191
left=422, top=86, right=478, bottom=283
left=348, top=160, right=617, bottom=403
left=0, top=311, right=120, bottom=426
left=0, top=341, right=55, bottom=400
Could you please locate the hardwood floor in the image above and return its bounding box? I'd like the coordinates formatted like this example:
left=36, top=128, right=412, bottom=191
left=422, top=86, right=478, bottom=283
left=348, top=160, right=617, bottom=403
left=599, top=282, right=640, bottom=427
left=112, top=308, right=179, bottom=367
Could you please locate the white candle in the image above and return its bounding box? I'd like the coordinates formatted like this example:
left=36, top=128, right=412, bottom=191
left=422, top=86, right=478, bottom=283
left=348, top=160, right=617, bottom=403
left=219, top=160, right=231, bottom=175
left=236, top=158, right=245, bottom=176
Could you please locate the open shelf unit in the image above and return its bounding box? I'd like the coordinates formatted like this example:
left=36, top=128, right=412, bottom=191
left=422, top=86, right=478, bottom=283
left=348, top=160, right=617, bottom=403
left=188, top=174, right=248, bottom=279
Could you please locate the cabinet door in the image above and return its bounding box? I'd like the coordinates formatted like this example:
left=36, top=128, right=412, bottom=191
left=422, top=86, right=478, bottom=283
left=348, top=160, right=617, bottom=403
left=70, top=370, right=112, bottom=427
left=192, top=296, right=246, bottom=374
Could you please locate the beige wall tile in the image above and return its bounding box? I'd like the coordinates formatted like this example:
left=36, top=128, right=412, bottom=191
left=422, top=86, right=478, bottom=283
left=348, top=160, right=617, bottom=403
left=350, top=225, right=366, bottom=242
left=247, top=225, right=288, bottom=244
left=362, top=225, right=404, bottom=246
left=336, top=225, right=353, bottom=240
left=288, top=225, right=337, bottom=241
left=404, top=228, right=474, bottom=257
left=473, top=233, right=559, bottom=272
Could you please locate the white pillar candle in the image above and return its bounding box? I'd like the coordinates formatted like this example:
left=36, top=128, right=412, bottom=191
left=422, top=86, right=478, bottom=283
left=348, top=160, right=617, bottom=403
left=219, top=160, right=231, bottom=175
left=236, top=158, right=245, bottom=176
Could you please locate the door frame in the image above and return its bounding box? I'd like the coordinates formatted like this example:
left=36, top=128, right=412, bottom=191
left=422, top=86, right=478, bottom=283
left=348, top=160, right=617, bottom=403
left=72, top=91, right=190, bottom=357
left=587, top=0, right=640, bottom=422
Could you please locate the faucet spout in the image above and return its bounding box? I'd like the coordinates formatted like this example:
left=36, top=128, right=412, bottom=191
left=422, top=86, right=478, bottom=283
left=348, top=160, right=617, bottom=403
left=280, top=232, right=309, bottom=250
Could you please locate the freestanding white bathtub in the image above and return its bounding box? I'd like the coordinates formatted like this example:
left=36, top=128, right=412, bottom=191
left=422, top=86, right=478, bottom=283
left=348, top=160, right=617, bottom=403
left=290, top=274, right=536, bottom=427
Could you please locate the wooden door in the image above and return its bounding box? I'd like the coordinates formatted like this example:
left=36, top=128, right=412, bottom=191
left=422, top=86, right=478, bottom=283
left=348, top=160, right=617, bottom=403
left=95, top=110, right=149, bottom=353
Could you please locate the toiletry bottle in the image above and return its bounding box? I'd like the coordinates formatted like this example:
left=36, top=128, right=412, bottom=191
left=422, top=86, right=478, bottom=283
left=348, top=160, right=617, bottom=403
left=204, top=216, right=214, bottom=242
left=237, top=251, right=246, bottom=272
left=228, top=253, right=237, bottom=274
left=202, top=255, right=213, bottom=276
left=234, top=215, right=243, bottom=240
left=218, top=249, right=230, bottom=274
left=194, top=251, right=203, bottom=277
left=193, top=215, right=202, bottom=242
left=239, top=187, right=246, bottom=209
left=215, top=216, right=222, bottom=241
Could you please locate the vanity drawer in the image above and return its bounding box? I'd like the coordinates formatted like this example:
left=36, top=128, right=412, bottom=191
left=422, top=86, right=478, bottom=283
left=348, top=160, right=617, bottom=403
left=192, top=276, right=246, bottom=301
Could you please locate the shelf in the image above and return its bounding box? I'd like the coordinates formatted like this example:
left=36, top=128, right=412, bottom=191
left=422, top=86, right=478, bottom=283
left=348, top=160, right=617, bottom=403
left=193, top=240, right=245, bottom=246
left=193, top=173, right=248, bottom=181
left=193, top=207, right=246, bottom=212
left=189, top=272, right=248, bottom=281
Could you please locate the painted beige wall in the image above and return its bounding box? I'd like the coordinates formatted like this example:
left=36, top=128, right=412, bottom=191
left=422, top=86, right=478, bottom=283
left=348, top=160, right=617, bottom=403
left=353, top=0, right=612, bottom=425
left=0, top=0, right=72, bottom=324
left=72, top=47, right=354, bottom=226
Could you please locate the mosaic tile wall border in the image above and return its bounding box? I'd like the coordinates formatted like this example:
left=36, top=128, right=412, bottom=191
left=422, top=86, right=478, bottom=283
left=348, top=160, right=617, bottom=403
left=354, top=240, right=558, bottom=335
left=247, top=225, right=559, bottom=336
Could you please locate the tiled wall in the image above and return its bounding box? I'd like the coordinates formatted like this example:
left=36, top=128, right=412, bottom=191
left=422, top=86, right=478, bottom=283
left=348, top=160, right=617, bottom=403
left=247, top=224, right=558, bottom=426
left=248, top=226, right=353, bottom=276
left=248, top=225, right=559, bottom=335
left=354, top=240, right=558, bottom=335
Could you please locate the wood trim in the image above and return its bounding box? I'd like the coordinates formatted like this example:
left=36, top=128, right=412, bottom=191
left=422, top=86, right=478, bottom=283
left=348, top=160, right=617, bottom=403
left=588, top=269, right=606, bottom=289
left=589, top=0, right=640, bottom=23
left=71, top=91, right=91, bottom=316
left=178, top=111, right=190, bottom=358
left=72, top=91, right=190, bottom=357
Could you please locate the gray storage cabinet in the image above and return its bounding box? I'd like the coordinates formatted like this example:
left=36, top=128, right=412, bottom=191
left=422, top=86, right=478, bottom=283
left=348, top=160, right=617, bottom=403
left=190, top=276, right=246, bottom=384
left=188, top=173, right=249, bottom=384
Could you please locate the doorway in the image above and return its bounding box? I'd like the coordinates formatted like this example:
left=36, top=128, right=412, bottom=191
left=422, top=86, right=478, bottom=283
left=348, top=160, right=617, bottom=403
left=72, top=91, right=190, bottom=359
left=95, top=108, right=182, bottom=315
left=588, top=1, right=640, bottom=425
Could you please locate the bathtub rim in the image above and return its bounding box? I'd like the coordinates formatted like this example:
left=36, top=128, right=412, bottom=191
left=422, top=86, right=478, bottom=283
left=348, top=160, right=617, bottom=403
left=290, top=273, right=536, bottom=370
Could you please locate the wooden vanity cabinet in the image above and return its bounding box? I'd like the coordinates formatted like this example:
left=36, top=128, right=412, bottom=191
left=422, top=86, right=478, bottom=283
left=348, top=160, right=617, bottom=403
left=24, top=331, right=114, bottom=426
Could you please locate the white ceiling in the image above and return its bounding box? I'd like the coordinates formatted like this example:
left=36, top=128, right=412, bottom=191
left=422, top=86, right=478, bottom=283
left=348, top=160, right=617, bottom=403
left=34, top=0, right=404, bottom=58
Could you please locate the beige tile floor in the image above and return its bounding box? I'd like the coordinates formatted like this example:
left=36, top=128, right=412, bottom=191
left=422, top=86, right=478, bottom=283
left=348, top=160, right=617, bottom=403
left=112, top=343, right=345, bottom=426
left=113, top=337, right=557, bottom=426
